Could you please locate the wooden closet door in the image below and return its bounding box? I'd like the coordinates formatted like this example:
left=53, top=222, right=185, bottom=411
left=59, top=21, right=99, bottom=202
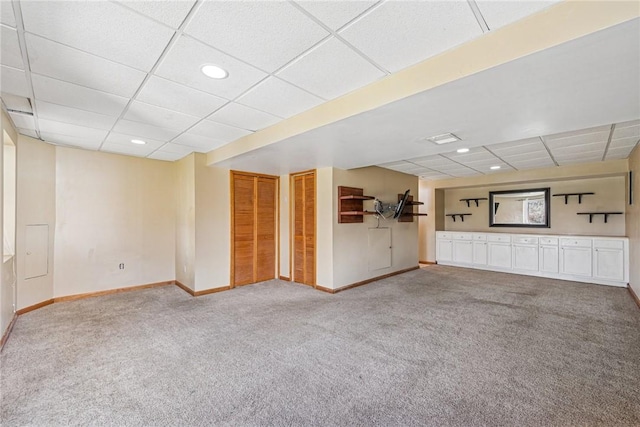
left=233, top=174, right=256, bottom=286
left=292, top=172, right=315, bottom=286
left=255, top=177, right=276, bottom=282
left=232, top=172, right=278, bottom=287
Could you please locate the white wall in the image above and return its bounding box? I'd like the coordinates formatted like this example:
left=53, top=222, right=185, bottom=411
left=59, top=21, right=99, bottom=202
left=16, top=136, right=55, bottom=309
left=54, top=147, right=176, bottom=297
left=175, top=155, right=195, bottom=289
left=326, top=166, right=419, bottom=289
left=315, top=167, right=334, bottom=288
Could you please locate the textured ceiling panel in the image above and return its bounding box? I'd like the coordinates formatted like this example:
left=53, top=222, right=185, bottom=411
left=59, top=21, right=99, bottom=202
left=26, top=34, right=146, bottom=98
left=31, top=74, right=129, bottom=116
left=36, top=100, right=118, bottom=131
left=112, top=119, right=182, bottom=142
left=104, top=132, right=166, bottom=150
left=8, top=112, right=35, bottom=129
left=189, top=120, right=252, bottom=143
left=123, top=101, right=201, bottom=132
left=475, top=0, right=561, bottom=31
left=147, top=150, right=187, bottom=161
left=208, top=102, right=281, bottom=132
left=38, top=118, right=109, bottom=141
left=277, top=36, right=385, bottom=100
left=102, top=141, right=157, bottom=157
left=155, top=35, right=267, bottom=100
left=1, top=25, right=24, bottom=69
left=185, top=1, right=329, bottom=72
left=0, top=65, right=29, bottom=97
left=116, top=0, right=196, bottom=29
left=294, top=0, right=377, bottom=31
left=1, top=2, right=16, bottom=27
left=1, top=94, right=32, bottom=112
left=339, top=0, right=482, bottom=73
left=236, top=77, right=324, bottom=119
left=20, top=0, right=174, bottom=71
left=172, top=133, right=227, bottom=152
left=40, top=132, right=102, bottom=150
left=135, top=76, right=227, bottom=118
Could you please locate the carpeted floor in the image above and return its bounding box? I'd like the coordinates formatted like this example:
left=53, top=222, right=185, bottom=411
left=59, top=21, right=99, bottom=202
left=1, top=265, right=639, bottom=426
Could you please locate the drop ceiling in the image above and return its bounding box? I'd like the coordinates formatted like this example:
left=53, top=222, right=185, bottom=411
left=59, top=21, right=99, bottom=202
left=1, top=0, right=639, bottom=179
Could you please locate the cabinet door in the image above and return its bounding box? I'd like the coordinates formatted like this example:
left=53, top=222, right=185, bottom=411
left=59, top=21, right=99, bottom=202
left=437, top=239, right=453, bottom=262
left=488, top=243, right=511, bottom=269
left=593, top=248, right=624, bottom=281
left=539, top=245, right=559, bottom=273
left=513, top=245, right=539, bottom=271
left=560, top=247, right=592, bottom=277
left=453, top=240, right=473, bottom=264
left=472, top=241, right=487, bottom=265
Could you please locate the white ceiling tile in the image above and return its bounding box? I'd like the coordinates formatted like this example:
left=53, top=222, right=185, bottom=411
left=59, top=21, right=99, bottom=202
left=190, top=120, right=251, bottom=143
left=1, top=3, right=16, bottom=27
left=38, top=118, right=109, bottom=141
left=500, top=151, right=551, bottom=162
left=544, top=132, right=609, bottom=149
left=172, top=133, right=226, bottom=152
left=507, top=159, right=555, bottom=170
left=277, top=36, right=385, bottom=100
left=443, top=147, right=497, bottom=162
left=135, top=76, right=228, bottom=118
left=32, top=74, right=128, bottom=116
left=147, top=150, right=186, bottom=161
left=103, top=132, right=166, bottom=150
left=550, top=142, right=605, bottom=156
left=420, top=174, right=452, bottom=181
left=609, top=136, right=640, bottom=149
left=20, top=0, right=174, bottom=71
left=1, top=25, right=24, bottom=69
left=556, top=156, right=603, bottom=166
left=208, top=103, right=280, bottom=132
left=236, top=77, right=323, bottom=119
left=486, top=137, right=545, bottom=154
left=8, top=112, right=35, bottom=130
left=612, top=123, right=640, bottom=140
left=40, top=132, right=102, bottom=150
left=155, top=35, right=267, bottom=100
left=294, top=0, right=378, bottom=31
left=116, top=1, right=196, bottom=28
left=545, top=124, right=611, bottom=140
left=1, top=65, right=29, bottom=97
left=124, top=101, right=200, bottom=131
left=614, top=119, right=640, bottom=130
left=26, top=34, right=146, bottom=98
left=377, top=161, right=408, bottom=168
left=157, top=142, right=196, bottom=155
left=36, top=100, right=118, bottom=131
left=101, top=141, right=155, bottom=157
left=185, top=1, right=329, bottom=72
left=0, top=93, right=32, bottom=112
left=475, top=0, right=561, bottom=31
left=339, top=1, right=482, bottom=73
left=606, top=145, right=637, bottom=160
left=112, top=119, right=181, bottom=141
left=18, top=128, right=39, bottom=139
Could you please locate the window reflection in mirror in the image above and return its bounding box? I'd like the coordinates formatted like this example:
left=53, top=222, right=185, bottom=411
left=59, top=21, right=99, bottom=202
left=489, top=188, right=550, bottom=228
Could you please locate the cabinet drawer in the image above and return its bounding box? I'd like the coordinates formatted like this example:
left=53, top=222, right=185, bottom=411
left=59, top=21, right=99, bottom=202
left=593, top=239, right=624, bottom=250
left=453, top=233, right=473, bottom=241
left=560, top=238, right=592, bottom=248
left=513, top=236, right=538, bottom=245
left=487, top=234, right=511, bottom=243
left=540, top=237, right=558, bottom=246
left=437, top=232, right=452, bottom=240
left=473, top=234, right=487, bottom=241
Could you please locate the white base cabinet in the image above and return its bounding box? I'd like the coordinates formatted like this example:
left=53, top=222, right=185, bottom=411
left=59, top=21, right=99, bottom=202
left=436, top=231, right=629, bottom=287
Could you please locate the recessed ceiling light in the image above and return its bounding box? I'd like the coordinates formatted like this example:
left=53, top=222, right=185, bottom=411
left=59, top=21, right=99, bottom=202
left=424, top=133, right=461, bottom=145
left=201, top=64, right=228, bottom=79
left=490, top=165, right=501, bottom=170
left=131, top=139, right=146, bottom=145
left=456, top=148, right=469, bottom=153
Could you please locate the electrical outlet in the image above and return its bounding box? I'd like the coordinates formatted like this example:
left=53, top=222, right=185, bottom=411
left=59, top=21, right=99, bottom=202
left=183, top=265, right=187, bottom=273
left=119, top=263, right=125, bottom=270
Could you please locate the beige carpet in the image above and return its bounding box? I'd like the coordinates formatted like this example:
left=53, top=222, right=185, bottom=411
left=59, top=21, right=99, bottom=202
left=1, top=265, right=639, bottom=426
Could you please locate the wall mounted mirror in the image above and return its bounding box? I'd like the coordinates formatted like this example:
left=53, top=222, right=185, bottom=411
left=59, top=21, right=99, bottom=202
left=489, top=188, right=550, bottom=228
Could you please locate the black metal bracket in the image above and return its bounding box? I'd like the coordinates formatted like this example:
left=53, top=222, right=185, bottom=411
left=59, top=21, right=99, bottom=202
left=553, top=192, right=595, bottom=204
left=446, top=213, right=472, bottom=222
left=576, top=212, right=622, bottom=223
left=459, top=198, right=488, bottom=208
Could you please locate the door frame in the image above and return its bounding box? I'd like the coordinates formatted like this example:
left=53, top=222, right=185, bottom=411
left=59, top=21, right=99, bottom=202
left=289, top=169, right=316, bottom=287
left=230, top=170, right=280, bottom=288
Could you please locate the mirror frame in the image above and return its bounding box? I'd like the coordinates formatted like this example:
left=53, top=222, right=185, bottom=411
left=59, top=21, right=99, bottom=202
left=489, top=187, right=551, bottom=228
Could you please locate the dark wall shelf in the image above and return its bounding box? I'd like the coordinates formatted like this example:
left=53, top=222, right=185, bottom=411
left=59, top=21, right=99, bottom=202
left=398, top=193, right=426, bottom=223
left=446, top=213, right=472, bottom=222
left=338, top=186, right=375, bottom=223
left=577, top=212, right=622, bottom=223
left=460, top=198, right=487, bottom=207
left=553, top=192, right=594, bottom=204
